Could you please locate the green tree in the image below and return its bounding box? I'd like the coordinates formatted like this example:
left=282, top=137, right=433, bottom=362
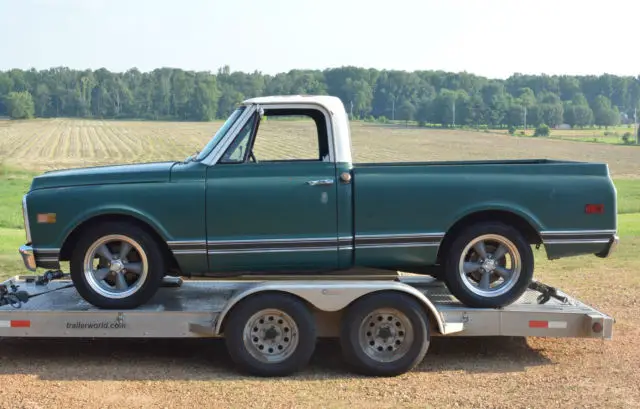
left=592, top=95, right=619, bottom=128
left=5, top=91, right=35, bottom=119
left=534, top=123, right=550, bottom=137
left=0, top=66, right=638, bottom=126
left=398, top=100, right=416, bottom=124
left=415, top=97, right=432, bottom=127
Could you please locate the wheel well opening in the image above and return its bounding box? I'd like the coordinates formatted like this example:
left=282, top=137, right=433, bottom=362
left=59, top=214, right=180, bottom=272
left=217, top=290, right=316, bottom=335
left=341, top=289, right=442, bottom=335
left=436, top=210, right=542, bottom=264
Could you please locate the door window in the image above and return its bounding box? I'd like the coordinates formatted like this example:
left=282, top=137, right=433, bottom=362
left=219, top=108, right=331, bottom=164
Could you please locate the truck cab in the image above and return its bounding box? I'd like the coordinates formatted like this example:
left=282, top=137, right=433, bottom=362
left=194, top=96, right=356, bottom=272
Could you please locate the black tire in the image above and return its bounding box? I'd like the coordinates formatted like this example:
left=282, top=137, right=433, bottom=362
left=443, top=221, right=534, bottom=308
left=339, top=291, right=430, bottom=377
left=224, top=292, right=317, bottom=377
left=70, top=222, right=166, bottom=309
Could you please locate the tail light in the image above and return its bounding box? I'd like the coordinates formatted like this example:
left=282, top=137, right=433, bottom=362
left=585, top=204, right=604, bottom=214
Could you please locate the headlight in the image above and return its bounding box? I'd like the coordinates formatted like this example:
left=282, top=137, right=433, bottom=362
left=22, top=194, right=32, bottom=243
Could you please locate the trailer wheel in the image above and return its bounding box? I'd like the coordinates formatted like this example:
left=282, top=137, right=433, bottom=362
left=339, top=291, right=430, bottom=377
left=223, top=293, right=317, bottom=377
left=70, top=222, right=165, bottom=309
left=443, top=221, right=534, bottom=308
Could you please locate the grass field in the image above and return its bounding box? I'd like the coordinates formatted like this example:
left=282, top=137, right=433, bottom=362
left=0, top=118, right=639, bottom=408
left=491, top=124, right=639, bottom=145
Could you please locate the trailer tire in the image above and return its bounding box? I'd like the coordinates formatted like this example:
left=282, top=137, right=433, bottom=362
left=339, top=291, right=430, bottom=377
left=443, top=221, right=534, bottom=308
left=70, top=222, right=165, bottom=309
left=223, top=292, right=317, bottom=377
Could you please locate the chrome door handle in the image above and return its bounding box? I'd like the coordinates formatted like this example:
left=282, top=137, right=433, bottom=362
left=306, top=179, right=334, bottom=186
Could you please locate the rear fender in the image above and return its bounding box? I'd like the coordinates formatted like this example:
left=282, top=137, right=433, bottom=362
left=447, top=202, right=545, bottom=232
left=214, top=281, right=450, bottom=335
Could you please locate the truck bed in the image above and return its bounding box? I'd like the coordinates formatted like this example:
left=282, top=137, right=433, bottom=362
left=350, top=157, right=616, bottom=268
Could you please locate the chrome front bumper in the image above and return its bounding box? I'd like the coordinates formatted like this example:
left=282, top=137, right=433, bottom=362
left=19, top=245, right=37, bottom=271
left=596, top=234, right=620, bottom=258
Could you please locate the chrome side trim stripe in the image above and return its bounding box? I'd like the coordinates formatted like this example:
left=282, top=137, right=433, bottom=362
left=168, top=234, right=445, bottom=256
left=33, top=248, right=61, bottom=265
left=355, top=233, right=444, bottom=247
left=172, top=249, right=208, bottom=255
left=356, top=242, right=440, bottom=249
left=208, top=247, right=338, bottom=255
left=208, top=237, right=339, bottom=245
left=33, top=248, right=60, bottom=254
left=544, top=239, right=611, bottom=245
left=540, top=229, right=617, bottom=236
left=37, top=257, right=61, bottom=262
left=355, top=233, right=444, bottom=239
left=168, top=241, right=207, bottom=246
left=541, top=229, right=616, bottom=245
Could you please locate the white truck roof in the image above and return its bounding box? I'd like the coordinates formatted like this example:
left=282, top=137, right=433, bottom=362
left=242, top=95, right=353, bottom=164
left=242, top=95, right=346, bottom=112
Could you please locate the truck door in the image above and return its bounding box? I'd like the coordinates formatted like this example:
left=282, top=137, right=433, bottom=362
left=204, top=107, right=340, bottom=273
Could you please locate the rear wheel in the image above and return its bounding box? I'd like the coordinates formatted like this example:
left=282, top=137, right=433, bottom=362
left=339, top=292, right=430, bottom=376
left=70, top=222, right=165, bottom=309
left=443, top=221, right=534, bottom=308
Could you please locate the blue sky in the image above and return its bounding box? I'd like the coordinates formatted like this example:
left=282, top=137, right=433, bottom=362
left=1, top=0, right=638, bottom=78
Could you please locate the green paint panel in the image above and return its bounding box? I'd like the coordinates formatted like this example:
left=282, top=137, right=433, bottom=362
left=205, top=161, right=339, bottom=272
left=25, top=161, right=210, bottom=274
left=352, top=160, right=617, bottom=265
left=355, top=246, right=439, bottom=269
left=335, top=162, right=354, bottom=268
left=30, top=162, right=175, bottom=190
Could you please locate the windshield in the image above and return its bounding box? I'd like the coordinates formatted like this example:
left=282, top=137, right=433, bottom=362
left=193, top=106, right=246, bottom=161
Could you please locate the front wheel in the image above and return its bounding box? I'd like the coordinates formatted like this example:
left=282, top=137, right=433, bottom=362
left=70, top=222, right=166, bottom=309
left=443, top=222, right=534, bottom=308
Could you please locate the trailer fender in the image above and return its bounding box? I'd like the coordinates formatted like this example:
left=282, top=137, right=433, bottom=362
left=214, top=280, right=448, bottom=335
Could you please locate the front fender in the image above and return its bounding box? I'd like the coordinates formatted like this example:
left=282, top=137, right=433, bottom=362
left=58, top=204, right=172, bottom=246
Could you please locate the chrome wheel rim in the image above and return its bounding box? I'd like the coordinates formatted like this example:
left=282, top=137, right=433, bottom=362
left=458, top=234, right=522, bottom=298
left=243, top=308, right=299, bottom=363
left=83, top=234, right=149, bottom=299
left=358, top=308, right=414, bottom=363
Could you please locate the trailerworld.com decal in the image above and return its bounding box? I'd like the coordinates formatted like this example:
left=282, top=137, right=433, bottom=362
left=66, top=320, right=126, bottom=329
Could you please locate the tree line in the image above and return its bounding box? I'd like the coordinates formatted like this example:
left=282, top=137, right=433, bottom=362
left=1, top=65, right=639, bottom=129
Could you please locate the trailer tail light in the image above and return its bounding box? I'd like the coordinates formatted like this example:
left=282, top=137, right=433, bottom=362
left=0, top=320, right=31, bottom=328
left=585, top=204, right=604, bottom=214
left=528, top=320, right=567, bottom=329
left=592, top=322, right=603, bottom=333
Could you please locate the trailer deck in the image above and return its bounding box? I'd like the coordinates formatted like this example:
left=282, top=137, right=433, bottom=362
left=0, top=274, right=613, bottom=341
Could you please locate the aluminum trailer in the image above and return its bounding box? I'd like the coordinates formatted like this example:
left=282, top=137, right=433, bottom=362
left=0, top=271, right=614, bottom=377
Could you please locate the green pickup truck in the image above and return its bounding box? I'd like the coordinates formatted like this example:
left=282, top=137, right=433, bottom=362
left=18, top=95, right=619, bottom=310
